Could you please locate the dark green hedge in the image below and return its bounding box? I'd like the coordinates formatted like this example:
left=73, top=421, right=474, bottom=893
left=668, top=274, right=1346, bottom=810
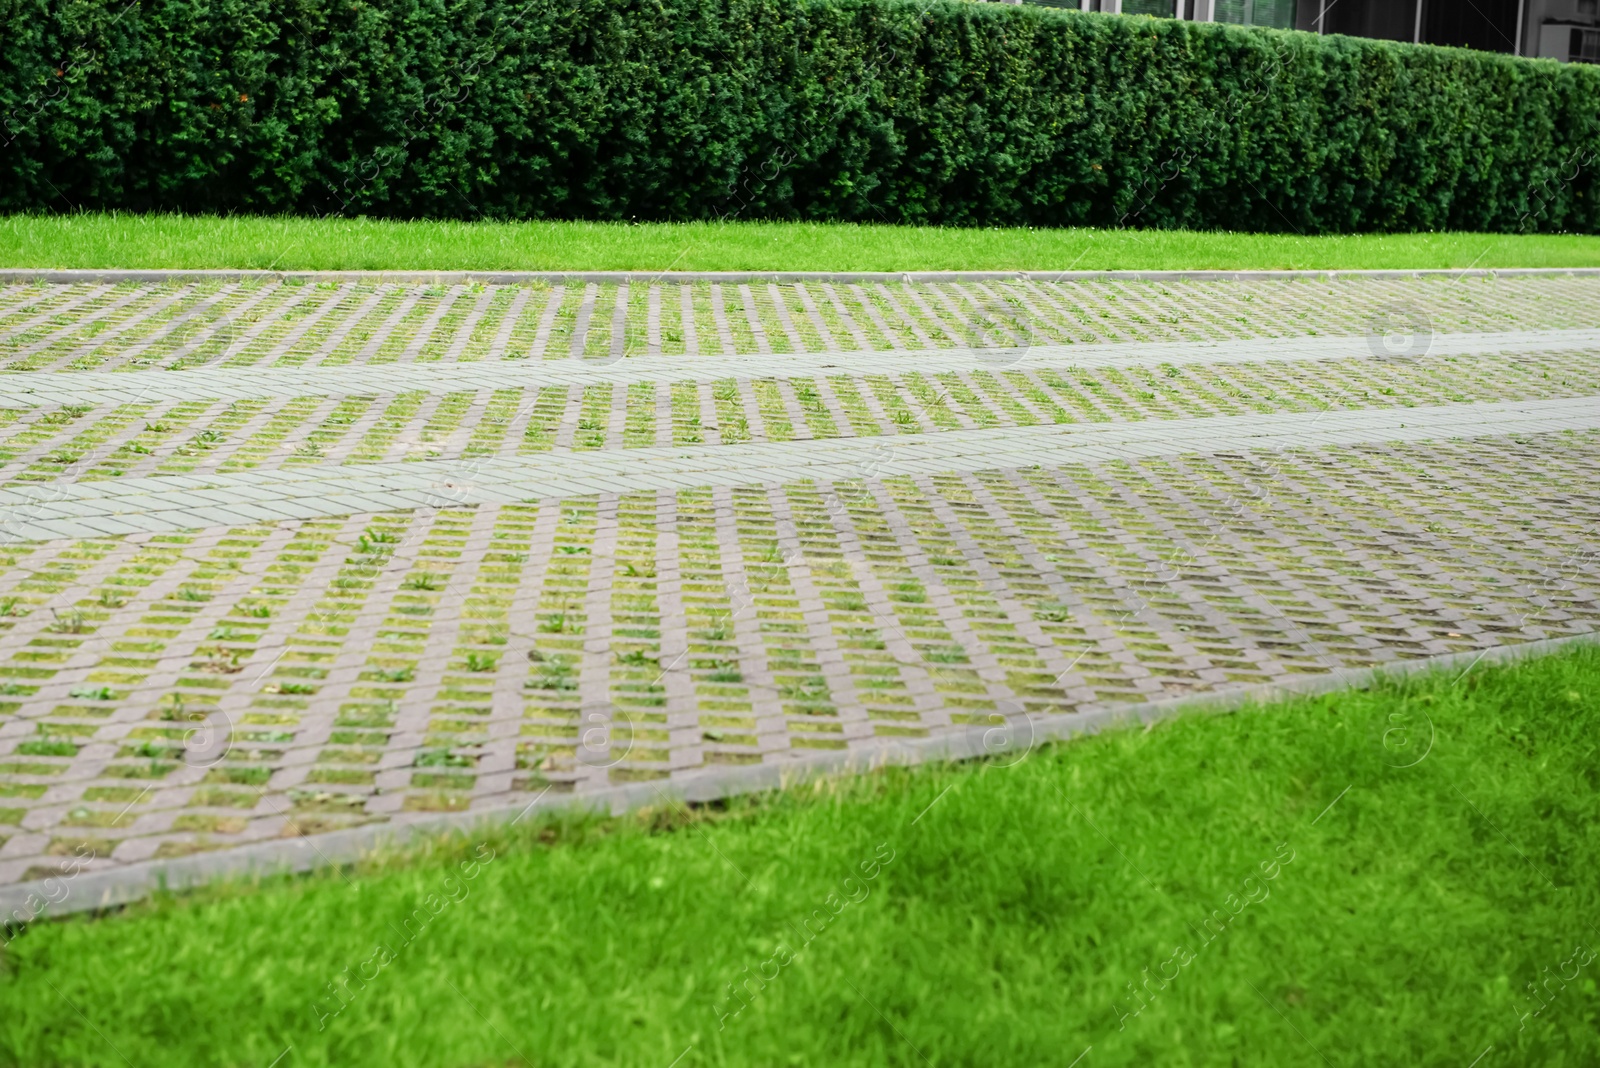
left=2, top=0, right=1598, bottom=231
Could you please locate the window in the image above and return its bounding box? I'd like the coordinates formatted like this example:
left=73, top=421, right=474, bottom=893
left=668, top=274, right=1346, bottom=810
left=1573, top=27, right=1600, bottom=62
left=1124, top=0, right=1178, bottom=14
left=1214, top=0, right=1296, bottom=28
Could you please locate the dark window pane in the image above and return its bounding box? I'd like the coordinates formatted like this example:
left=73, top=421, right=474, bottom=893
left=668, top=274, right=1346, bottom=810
left=1215, top=0, right=1295, bottom=28
left=1251, top=0, right=1294, bottom=27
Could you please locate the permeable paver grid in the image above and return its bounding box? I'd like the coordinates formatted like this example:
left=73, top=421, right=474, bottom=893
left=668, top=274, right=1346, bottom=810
left=0, top=273, right=1597, bottom=887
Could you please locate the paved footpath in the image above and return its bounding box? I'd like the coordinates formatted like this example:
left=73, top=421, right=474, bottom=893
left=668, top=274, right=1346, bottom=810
left=0, top=271, right=1597, bottom=893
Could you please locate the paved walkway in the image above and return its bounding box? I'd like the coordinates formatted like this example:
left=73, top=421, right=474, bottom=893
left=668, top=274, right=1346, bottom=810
left=0, top=273, right=1597, bottom=890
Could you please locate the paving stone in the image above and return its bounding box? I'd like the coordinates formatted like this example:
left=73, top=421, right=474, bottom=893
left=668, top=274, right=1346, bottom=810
left=0, top=273, right=1596, bottom=886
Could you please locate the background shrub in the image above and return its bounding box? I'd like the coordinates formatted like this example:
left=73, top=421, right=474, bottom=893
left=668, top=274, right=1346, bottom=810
left=2, top=0, right=1597, bottom=231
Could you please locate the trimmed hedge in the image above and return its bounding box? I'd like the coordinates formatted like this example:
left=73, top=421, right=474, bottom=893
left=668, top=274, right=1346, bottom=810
left=2, top=0, right=1598, bottom=231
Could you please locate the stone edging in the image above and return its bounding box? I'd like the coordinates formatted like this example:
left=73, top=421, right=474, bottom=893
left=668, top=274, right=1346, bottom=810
left=2, top=629, right=1594, bottom=921
left=3, top=267, right=1600, bottom=285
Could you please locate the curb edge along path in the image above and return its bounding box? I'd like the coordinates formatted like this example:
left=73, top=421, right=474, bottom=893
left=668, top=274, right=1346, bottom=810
left=5, top=267, right=1600, bottom=285
left=3, top=630, right=1596, bottom=920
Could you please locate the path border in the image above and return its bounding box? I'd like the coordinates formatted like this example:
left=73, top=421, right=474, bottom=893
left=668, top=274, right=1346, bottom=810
left=4, top=267, right=1600, bottom=285
left=4, top=396, right=1596, bottom=544
left=3, top=629, right=1595, bottom=921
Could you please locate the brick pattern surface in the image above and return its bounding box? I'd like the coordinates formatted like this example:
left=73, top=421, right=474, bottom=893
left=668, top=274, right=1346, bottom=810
left=0, top=274, right=1597, bottom=885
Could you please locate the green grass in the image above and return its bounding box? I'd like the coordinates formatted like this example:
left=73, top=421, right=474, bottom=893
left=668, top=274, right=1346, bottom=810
left=3, top=647, right=1599, bottom=1067
left=5, top=214, right=1600, bottom=272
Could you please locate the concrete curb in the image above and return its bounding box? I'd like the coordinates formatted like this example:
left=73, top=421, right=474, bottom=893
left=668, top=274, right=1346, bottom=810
left=3, top=267, right=1600, bottom=285
left=3, top=629, right=1595, bottom=922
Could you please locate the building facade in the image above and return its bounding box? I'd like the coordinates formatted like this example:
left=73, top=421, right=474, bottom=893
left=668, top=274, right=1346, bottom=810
left=1057, top=0, right=1600, bottom=62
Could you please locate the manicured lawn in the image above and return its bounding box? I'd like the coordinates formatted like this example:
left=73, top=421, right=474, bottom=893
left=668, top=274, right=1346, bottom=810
left=2, top=646, right=1597, bottom=1066
left=4, top=214, right=1600, bottom=272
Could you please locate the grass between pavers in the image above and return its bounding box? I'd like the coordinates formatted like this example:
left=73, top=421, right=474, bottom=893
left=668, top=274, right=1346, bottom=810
left=5, top=214, right=1600, bottom=272
left=2, top=648, right=1599, bottom=1067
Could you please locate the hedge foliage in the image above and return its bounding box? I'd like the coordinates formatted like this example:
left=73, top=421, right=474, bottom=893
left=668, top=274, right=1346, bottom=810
left=2, top=0, right=1599, bottom=231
